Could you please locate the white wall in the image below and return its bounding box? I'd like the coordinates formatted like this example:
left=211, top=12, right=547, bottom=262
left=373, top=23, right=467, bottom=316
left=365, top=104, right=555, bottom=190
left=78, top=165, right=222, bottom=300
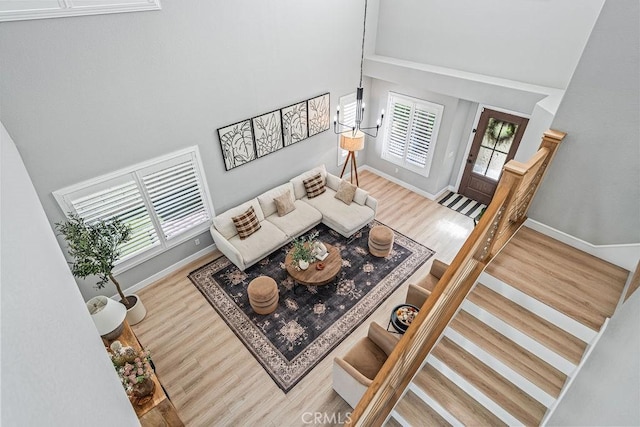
left=529, top=0, right=640, bottom=245
left=1, top=122, right=138, bottom=426
left=0, top=0, right=366, bottom=300
left=375, top=0, right=605, bottom=89
left=547, top=290, right=640, bottom=426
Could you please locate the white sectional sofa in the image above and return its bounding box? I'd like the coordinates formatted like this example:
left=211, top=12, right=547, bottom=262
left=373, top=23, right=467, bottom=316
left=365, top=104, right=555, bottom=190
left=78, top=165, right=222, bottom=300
left=210, top=165, right=377, bottom=271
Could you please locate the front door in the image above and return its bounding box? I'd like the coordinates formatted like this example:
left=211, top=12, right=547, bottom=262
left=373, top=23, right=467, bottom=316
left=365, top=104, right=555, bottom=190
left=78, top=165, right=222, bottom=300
left=458, top=108, right=528, bottom=205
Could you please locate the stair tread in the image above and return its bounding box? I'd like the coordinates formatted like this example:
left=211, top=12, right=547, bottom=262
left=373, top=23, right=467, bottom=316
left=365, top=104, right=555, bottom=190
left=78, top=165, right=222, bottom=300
left=433, top=336, right=547, bottom=426
left=485, top=227, right=627, bottom=331
left=396, top=390, right=451, bottom=427
left=450, top=311, right=566, bottom=397
left=384, top=415, right=403, bottom=427
left=414, top=364, right=507, bottom=427
left=469, top=283, right=587, bottom=364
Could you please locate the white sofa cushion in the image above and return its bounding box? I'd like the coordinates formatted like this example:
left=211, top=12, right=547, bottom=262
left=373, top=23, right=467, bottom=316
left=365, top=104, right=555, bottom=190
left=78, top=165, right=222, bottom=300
left=212, top=199, right=264, bottom=240
left=325, top=173, right=341, bottom=192
left=256, top=182, right=295, bottom=218
left=266, top=200, right=322, bottom=238
left=353, top=187, right=369, bottom=206
left=290, top=165, right=327, bottom=200
left=303, top=189, right=375, bottom=237
left=227, top=221, right=288, bottom=267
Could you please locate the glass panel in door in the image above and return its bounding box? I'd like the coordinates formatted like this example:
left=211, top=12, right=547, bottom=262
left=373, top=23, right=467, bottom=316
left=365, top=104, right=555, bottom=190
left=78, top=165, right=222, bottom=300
left=473, top=118, right=519, bottom=180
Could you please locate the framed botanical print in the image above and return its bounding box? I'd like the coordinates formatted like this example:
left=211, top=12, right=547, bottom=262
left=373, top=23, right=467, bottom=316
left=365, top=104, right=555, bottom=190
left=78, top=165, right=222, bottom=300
left=252, top=109, right=283, bottom=158
left=217, top=119, right=256, bottom=170
left=281, top=101, right=308, bottom=146
left=307, top=93, right=330, bottom=137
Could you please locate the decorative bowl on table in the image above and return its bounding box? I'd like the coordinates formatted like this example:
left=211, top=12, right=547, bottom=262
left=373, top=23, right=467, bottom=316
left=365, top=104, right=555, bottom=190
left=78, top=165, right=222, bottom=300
left=390, top=304, right=420, bottom=333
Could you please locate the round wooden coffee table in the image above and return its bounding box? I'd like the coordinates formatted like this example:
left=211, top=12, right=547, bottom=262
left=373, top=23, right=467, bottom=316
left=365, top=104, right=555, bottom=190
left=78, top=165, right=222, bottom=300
left=285, top=242, right=342, bottom=288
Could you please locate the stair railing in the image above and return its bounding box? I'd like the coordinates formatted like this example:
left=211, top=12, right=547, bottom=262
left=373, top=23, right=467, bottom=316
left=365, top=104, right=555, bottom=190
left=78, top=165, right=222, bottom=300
left=347, top=129, right=566, bottom=426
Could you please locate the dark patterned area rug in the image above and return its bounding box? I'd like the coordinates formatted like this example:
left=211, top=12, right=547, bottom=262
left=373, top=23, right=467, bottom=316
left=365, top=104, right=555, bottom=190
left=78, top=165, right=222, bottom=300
left=188, top=221, right=434, bottom=392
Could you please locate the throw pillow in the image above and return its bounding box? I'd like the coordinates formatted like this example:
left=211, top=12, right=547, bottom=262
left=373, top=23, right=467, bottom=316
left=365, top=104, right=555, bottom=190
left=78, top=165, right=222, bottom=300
left=274, top=190, right=296, bottom=216
left=303, top=173, right=326, bottom=199
left=232, top=206, right=261, bottom=239
left=353, top=187, right=369, bottom=206
left=334, top=180, right=357, bottom=205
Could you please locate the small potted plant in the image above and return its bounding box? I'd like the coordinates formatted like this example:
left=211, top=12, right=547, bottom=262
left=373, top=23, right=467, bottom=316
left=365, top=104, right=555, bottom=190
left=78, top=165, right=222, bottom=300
left=56, top=213, right=146, bottom=328
left=289, top=231, right=319, bottom=270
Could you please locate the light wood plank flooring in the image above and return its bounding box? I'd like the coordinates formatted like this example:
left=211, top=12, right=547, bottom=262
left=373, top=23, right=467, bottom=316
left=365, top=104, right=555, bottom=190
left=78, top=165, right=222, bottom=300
left=132, top=170, right=474, bottom=427
left=485, top=226, right=628, bottom=331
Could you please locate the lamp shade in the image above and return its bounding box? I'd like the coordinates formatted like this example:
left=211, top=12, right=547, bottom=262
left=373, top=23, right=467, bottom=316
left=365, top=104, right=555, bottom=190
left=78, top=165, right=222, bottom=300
left=340, top=131, right=365, bottom=151
left=86, top=296, right=126, bottom=338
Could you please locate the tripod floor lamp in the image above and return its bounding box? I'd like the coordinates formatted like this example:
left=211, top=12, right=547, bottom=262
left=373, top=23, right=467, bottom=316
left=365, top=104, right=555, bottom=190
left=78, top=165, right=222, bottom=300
left=339, top=130, right=365, bottom=186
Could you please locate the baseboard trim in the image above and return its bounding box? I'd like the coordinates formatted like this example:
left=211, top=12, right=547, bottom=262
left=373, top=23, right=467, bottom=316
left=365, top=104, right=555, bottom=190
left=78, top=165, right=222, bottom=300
left=359, top=165, right=454, bottom=201
left=113, top=244, right=217, bottom=299
left=524, top=219, right=640, bottom=271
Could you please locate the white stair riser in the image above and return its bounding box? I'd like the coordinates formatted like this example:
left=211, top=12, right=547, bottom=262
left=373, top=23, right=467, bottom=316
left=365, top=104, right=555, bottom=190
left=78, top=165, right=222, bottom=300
left=428, top=356, right=524, bottom=426
left=444, top=327, right=556, bottom=407
left=407, top=383, right=464, bottom=427
left=462, top=300, right=577, bottom=376
left=479, top=272, right=596, bottom=343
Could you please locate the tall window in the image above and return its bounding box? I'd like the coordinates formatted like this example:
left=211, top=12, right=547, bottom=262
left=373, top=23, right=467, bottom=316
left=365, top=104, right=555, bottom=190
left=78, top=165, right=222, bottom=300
left=381, top=92, right=444, bottom=177
left=54, top=146, right=213, bottom=273
left=337, top=92, right=357, bottom=166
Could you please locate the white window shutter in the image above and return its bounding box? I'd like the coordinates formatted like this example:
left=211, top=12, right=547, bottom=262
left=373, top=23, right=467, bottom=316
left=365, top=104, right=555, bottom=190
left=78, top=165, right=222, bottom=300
left=53, top=146, right=213, bottom=273
left=337, top=93, right=358, bottom=165
left=387, top=98, right=411, bottom=159
left=382, top=93, right=444, bottom=176
left=69, top=178, right=160, bottom=260
left=406, top=107, right=437, bottom=167
left=142, top=156, right=210, bottom=240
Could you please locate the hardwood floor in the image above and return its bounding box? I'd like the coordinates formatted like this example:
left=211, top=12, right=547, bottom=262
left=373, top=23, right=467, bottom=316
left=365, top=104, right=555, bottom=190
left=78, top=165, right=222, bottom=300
left=485, top=227, right=628, bottom=331
left=132, top=170, right=474, bottom=427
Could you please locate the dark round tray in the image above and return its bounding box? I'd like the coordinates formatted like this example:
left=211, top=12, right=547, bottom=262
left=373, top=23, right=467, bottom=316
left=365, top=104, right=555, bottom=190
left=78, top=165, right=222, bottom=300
left=390, top=304, right=420, bottom=334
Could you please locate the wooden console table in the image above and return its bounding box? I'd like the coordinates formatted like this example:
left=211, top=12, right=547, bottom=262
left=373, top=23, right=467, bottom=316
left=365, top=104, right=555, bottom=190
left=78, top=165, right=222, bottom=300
left=104, top=321, right=183, bottom=426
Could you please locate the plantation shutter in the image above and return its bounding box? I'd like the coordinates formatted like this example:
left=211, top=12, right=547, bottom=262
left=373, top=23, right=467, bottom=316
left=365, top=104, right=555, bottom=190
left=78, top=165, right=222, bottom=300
left=141, top=154, right=210, bottom=240
left=54, top=146, right=214, bottom=272
left=68, top=177, right=160, bottom=259
left=406, top=107, right=437, bottom=168
left=387, top=98, right=412, bottom=159
left=342, top=99, right=357, bottom=129
left=338, top=93, right=358, bottom=163
left=382, top=93, right=444, bottom=176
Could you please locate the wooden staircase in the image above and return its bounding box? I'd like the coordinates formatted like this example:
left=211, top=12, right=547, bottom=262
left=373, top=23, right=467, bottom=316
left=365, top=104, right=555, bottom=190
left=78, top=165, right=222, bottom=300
left=385, top=227, right=628, bottom=426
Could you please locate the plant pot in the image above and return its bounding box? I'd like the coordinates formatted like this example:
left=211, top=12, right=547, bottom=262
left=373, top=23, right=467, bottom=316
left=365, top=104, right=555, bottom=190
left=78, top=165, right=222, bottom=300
left=131, top=376, right=156, bottom=405
left=298, top=260, right=310, bottom=270
left=86, top=296, right=126, bottom=340
left=124, top=294, right=147, bottom=325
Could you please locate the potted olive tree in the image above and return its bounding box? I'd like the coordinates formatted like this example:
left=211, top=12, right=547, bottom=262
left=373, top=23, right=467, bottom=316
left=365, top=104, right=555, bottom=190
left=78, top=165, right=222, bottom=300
left=56, top=213, right=146, bottom=328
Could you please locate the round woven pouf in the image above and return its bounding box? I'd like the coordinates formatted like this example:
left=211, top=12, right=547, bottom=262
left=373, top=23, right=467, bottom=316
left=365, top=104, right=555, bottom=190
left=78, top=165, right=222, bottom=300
left=247, top=276, right=279, bottom=315
left=368, top=225, right=394, bottom=257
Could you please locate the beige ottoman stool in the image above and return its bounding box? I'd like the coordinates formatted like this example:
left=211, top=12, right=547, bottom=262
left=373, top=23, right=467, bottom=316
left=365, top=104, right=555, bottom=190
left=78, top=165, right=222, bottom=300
left=368, top=225, right=394, bottom=257
left=247, top=276, right=279, bottom=315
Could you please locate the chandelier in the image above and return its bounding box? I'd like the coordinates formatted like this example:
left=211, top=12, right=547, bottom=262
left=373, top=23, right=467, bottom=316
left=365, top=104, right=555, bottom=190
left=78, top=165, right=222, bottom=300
left=333, top=0, right=384, bottom=139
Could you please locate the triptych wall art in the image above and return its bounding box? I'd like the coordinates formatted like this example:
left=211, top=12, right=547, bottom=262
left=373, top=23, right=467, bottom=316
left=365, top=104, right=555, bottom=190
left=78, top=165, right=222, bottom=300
left=217, top=92, right=330, bottom=171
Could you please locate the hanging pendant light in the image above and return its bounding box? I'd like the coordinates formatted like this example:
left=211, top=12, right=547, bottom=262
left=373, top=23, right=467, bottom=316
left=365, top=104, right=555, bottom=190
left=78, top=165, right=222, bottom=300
left=333, top=0, right=384, bottom=139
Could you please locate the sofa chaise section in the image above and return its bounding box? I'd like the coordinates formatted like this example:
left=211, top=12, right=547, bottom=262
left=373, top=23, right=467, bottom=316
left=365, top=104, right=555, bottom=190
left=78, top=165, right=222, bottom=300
left=293, top=170, right=377, bottom=238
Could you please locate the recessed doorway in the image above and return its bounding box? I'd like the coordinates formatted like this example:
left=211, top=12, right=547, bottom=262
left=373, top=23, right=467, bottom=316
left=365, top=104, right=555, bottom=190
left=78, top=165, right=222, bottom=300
left=458, top=108, right=528, bottom=205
